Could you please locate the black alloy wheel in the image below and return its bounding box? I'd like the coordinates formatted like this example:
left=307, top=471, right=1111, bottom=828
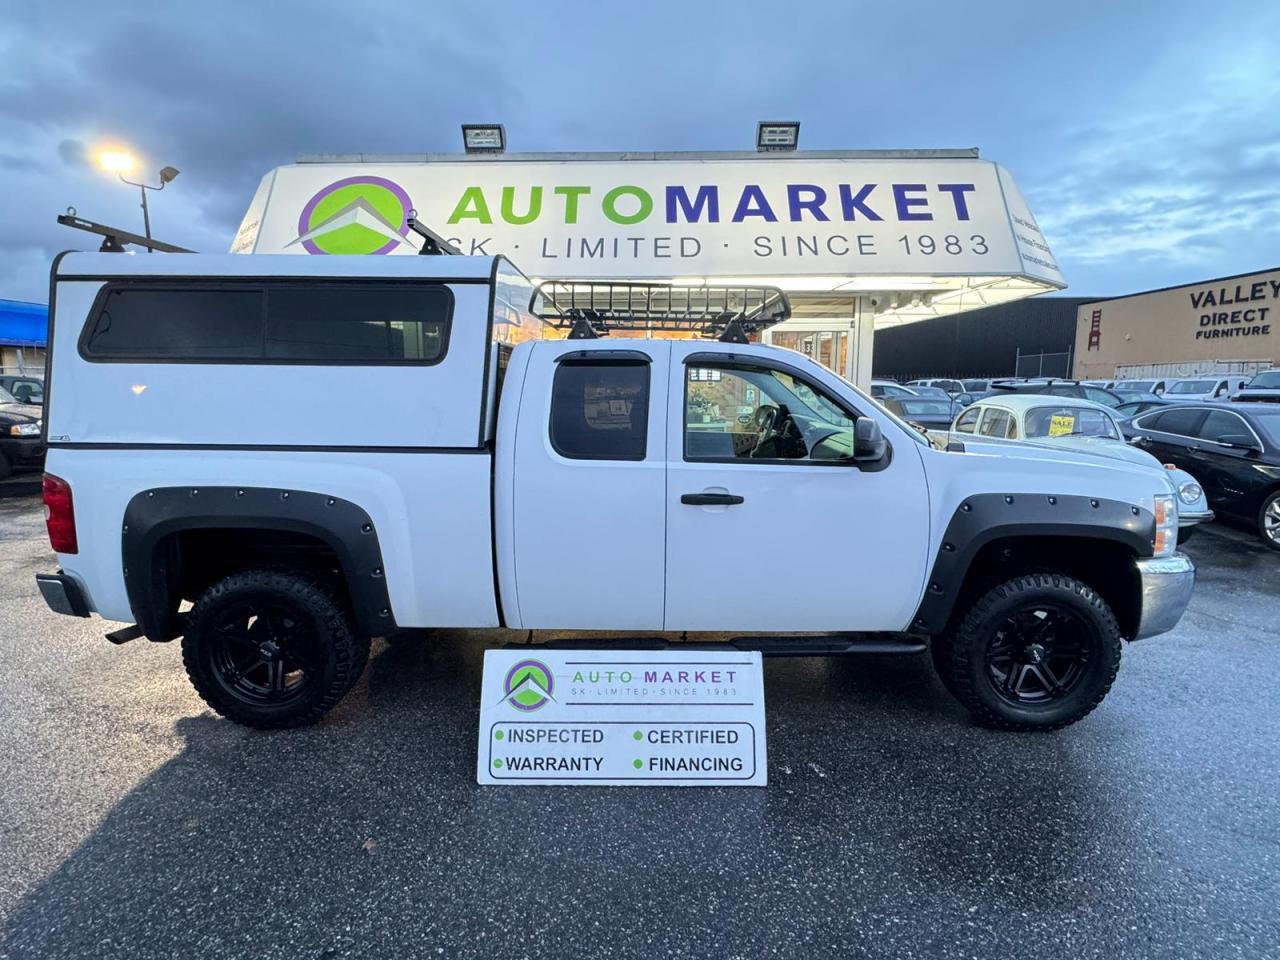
left=182, top=569, right=369, bottom=729
left=937, top=573, right=1122, bottom=731
left=207, top=598, right=321, bottom=708
left=984, top=603, right=1091, bottom=706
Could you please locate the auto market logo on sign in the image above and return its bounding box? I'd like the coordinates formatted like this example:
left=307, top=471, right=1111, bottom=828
left=501, top=658, right=555, bottom=712
left=293, top=176, right=414, bottom=254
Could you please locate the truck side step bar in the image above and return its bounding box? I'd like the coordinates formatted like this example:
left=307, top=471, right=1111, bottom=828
left=504, top=633, right=927, bottom=657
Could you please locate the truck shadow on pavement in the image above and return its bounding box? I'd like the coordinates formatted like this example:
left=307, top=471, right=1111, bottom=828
left=0, top=634, right=1148, bottom=960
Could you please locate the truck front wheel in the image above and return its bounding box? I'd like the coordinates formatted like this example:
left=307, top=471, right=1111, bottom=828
left=182, top=569, right=370, bottom=729
left=937, top=573, right=1122, bottom=732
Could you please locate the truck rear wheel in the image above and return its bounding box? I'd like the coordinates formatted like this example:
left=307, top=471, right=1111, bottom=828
left=182, top=569, right=369, bottom=729
left=937, top=573, right=1121, bottom=732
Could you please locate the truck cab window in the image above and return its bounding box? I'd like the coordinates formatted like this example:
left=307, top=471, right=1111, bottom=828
left=549, top=361, right=649, bottom=461
left=684, top=364, right=855, bottom=462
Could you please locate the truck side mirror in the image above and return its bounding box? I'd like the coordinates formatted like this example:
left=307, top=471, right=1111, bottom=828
left=853, top=417, right=887, bottom=463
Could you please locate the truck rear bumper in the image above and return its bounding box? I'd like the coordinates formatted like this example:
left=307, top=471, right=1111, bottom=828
left=1132, top=553, right=1195, bottom=640
left=36, top=572, right=91, bottom=618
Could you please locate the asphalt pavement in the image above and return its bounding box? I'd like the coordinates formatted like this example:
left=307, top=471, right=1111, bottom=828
left=0, top=491, right=1277, bottom=960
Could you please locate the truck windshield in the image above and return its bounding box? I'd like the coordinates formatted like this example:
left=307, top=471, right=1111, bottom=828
left=1246, top=372, right=1280, bottom=389
left=1025, top=405, right=1120, bottom=440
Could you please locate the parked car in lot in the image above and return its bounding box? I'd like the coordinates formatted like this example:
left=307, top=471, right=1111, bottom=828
left=1232, top=369, right=1280, bottom=404
left=1113, top=378, right=1169, bottom=397
left=881, top=395, right=964, bottom=431
left=987, top=378, right=1125, bottom=408
left=1123, top=404, right=1280, bottom=550
left=0, top=374, right=44, bottom=405
left=37, top=252, right=1196, bottom=732
left=907, top=377, right=965, bottom=395
left=961, top=378, right=992, bottom=394
left=0, top=384, right=44, bottom=479
left=1161, top=376, right=1249, bottom=402
left=1113, top=395, right=1170, bottom=420
left=870, top=379, right=917, bottom=400
left=947, top=395, right=1213, bottom=540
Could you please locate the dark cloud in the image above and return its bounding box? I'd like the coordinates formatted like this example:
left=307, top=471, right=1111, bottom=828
left=0, top=0, right=1277, bottom=301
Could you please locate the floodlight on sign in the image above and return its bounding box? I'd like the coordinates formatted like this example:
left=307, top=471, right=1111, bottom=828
left=756, top=121, right=799, bottom=151
left=462, top=124, right=506, bottom=153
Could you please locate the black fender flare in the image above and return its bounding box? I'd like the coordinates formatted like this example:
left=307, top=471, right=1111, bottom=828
left=910, top=493, right=1155, bottom=634
left=122, top=486, right=394, bottom=641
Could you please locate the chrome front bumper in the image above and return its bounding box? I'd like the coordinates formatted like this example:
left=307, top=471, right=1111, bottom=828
left=1178, top=509, right=1215, bottom=528
left=1132, top=553, right=1195, bottom=640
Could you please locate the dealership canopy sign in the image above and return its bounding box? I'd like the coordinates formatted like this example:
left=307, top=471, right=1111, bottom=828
left=233, top=154, right=1064, bottom=292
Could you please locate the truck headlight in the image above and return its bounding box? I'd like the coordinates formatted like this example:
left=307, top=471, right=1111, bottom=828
left=1178, top=481, right=1203, bottom=505
left=8, top=422, right=39, bottom=437
left=1153, top=494, right=1178, bottom=557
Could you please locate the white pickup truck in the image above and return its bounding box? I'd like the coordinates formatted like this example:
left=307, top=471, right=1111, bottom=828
left=37, top=252, right=1195, bottom=732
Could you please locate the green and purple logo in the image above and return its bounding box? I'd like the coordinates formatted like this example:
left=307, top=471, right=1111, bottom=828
left=293, top=176, right=414, bottom=255
left=502, top=658, right=555, bottom=712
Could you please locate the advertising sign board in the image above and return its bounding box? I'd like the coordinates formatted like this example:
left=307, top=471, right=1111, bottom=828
left=476, top=648, right=767, bottom=787
left=237, top=157, right=1064, bottom=289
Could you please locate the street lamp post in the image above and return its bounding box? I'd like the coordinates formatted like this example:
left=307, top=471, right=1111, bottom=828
left=97, top=151, right=179, bottom=252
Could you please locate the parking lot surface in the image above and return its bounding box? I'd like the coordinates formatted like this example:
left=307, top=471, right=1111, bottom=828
left=1, top=491, right=1277, bottom=960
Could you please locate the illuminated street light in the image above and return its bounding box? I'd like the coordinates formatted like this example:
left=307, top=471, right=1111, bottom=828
left=97, top=150, right=136, bottom=173
left=97, top=149, right=180, bottom=251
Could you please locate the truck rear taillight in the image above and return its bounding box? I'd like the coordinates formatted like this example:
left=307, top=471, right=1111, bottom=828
left=43, top=474, right=78, bottom=554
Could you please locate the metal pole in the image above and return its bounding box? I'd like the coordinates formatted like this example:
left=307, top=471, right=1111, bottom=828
left=139, top=185, right=153, bottom=252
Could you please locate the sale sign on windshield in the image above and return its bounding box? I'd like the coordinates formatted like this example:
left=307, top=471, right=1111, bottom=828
left=476, top=649, right=767, bottom=787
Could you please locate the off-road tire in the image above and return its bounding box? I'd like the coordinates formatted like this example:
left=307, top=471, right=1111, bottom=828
left=938, top=573, right=1122, bottom=732
left=1257, top=490, right=1280, bottom=552
left=182, top=569, right=369, bottom=729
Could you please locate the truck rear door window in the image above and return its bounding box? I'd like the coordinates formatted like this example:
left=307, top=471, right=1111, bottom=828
left=549, top=361, right=649, bottom=461
left=80, top=281, right=452, bottom=364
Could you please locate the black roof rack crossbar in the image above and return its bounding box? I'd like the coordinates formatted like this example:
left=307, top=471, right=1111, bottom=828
left=531, top=281, right=790, bottom=343
left=406, top=216, right=461, bottom=255
left=56, top=213, right=193, bottom=253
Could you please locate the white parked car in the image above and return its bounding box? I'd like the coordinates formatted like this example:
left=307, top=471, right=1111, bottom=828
left=944, top=395, right=1213, bottom=539
left=907, top=377, right=965, bottom=395
left=36, top=252, right=1195, bottom=733
left=1162, top=376, right=1249, bottom=402
left=1113, top=378, right=1169, bottom=396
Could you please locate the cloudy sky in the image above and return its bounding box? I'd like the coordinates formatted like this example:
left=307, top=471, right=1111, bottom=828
left=1, top=0, right=1276, bottom=304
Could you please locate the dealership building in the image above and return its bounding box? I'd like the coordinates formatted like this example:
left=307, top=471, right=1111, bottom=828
left=231, top=143, right=1065, bottom=386
left=1073, top=266, right=1279, bottom=381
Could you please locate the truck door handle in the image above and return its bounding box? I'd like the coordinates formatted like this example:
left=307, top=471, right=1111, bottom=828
left=681, top=492, right=745, bottom=506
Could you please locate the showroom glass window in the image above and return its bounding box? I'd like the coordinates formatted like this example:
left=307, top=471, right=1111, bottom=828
left=549, top=361, right=650, bottom=461
left=684, top=364, right=855, bottom=462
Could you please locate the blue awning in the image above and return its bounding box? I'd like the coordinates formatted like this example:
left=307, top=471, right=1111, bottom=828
left=0, top=299, right=48, bottom=347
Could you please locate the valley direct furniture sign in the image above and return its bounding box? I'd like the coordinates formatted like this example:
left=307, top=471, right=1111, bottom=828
left=476, top=649, right=767, bottom=786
